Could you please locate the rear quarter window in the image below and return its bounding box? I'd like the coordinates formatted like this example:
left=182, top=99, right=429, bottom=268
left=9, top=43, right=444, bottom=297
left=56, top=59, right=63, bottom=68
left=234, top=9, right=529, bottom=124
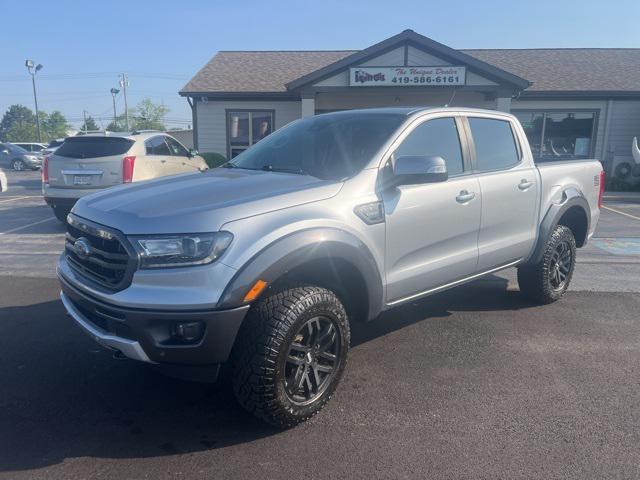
left=468, top=117, right=521, bottom=172
left=55, top=137, right=134, bottom=159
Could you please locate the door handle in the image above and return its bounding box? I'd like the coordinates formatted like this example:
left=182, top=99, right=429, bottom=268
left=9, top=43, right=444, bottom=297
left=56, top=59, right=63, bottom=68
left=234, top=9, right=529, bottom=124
left=161, top=160, right=166, bottom=163
left=518, top=179, right=533, bottom=190
left=456, top=190, right=475, bottom=203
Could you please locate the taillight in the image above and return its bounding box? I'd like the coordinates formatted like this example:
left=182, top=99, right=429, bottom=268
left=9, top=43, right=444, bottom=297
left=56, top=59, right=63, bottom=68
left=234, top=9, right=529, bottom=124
left=123, top=156, right=136, bottom=183
left=42, top=156, right=49, bottom=184
left=598, top=170, right=605, bottom=209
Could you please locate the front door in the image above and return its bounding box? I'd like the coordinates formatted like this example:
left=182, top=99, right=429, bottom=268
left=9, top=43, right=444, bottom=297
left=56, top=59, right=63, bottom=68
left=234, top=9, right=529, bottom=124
left=382, top=116, right=482, bottom=304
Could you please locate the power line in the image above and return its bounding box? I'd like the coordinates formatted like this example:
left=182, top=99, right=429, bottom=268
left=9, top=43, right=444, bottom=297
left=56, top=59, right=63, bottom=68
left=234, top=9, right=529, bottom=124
left=0, top=72, right=190, bottom=82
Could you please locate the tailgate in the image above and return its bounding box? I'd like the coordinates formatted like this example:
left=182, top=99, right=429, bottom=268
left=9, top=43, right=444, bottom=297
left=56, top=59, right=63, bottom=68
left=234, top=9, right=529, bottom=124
left=47, top=136, right=134, bottom=189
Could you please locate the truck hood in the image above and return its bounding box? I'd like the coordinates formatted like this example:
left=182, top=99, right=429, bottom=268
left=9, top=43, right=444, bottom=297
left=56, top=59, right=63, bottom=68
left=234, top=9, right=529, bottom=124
left=72, top=168, right=343, bottom=234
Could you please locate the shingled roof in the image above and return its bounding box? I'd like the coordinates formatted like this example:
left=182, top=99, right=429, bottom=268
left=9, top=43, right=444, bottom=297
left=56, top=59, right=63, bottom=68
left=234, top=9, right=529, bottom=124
left=180, top=48, right=640, bottom=95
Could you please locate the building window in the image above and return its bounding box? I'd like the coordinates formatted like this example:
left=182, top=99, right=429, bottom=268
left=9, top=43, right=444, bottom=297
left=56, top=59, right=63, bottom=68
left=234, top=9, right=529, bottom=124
left=513, top=111, right=598, bottom=161
left=226, top=110, right=274, bottom=158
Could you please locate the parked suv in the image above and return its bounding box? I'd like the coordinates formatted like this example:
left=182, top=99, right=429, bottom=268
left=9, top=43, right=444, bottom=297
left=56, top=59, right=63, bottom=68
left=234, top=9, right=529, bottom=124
left=0, top=142, right=43, bottom=170
left=58, top=108, right=603, bottom=427
left=44, top=132, right=207, bottom=221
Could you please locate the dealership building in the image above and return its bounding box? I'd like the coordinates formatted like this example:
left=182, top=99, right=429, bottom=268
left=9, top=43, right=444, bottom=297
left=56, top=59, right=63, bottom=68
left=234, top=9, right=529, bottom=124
left=180, top=29, right=640, bottom=179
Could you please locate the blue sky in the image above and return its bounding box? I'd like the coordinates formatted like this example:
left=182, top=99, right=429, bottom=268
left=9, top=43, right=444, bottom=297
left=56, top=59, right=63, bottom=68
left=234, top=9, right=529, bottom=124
left=1, top=0, right=638, bottom=130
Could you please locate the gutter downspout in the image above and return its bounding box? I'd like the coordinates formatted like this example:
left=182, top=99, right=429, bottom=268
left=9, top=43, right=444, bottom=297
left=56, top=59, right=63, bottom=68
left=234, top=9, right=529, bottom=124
left=601, top=99, right=614, bottom=177
left=187, top=97, right=198, bottom=151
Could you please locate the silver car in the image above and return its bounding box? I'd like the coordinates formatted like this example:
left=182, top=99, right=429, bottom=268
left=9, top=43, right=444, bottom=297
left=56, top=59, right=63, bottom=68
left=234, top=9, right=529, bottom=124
left=58, top=107, right=603, bottom=427
left=0, top=143, right=43, bottom=171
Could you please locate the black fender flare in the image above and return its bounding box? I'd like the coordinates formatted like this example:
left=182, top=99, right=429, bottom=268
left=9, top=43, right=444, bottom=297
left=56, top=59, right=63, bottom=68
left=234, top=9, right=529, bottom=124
left=526, top=188, right=590, bottom=265
left=217, top=228, right=384, bottom=321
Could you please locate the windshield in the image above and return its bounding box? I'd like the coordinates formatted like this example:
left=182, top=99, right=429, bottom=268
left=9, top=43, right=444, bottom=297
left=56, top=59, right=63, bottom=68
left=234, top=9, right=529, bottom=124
left=228, top=112, right=405, bottom=181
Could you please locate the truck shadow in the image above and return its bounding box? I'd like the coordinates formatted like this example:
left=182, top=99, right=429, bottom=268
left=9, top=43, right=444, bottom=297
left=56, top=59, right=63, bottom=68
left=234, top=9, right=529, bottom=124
left=0, top=274, right=530, bottom=472
left=351, top=274, right=529, bottom=346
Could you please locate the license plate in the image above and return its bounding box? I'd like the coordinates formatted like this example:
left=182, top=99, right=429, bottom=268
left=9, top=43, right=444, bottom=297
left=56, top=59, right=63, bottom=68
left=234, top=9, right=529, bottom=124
left=73, top=175, right=92, bottom=185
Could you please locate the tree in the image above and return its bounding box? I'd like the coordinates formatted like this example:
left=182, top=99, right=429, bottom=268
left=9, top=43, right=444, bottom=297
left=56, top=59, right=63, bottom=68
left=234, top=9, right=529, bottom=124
left=105, top=99, right=169, bottom=132
left=106, top=115, right=128, bottom=132
left=0, top=104, right=37, bottom=142
left=132, top=98, right=169, bottom=131
left=41, top=111, right=69, bottom=140
left=0, top=105, right=70, bottom=142
left=79, top=116, right=99, bottom=132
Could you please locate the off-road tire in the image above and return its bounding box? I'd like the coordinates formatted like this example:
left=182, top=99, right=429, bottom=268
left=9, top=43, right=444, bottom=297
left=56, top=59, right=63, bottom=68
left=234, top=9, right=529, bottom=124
left=52, top=206, right=70, bottom=223
left=231, top=285, right=350, bottom=428
left=518, top=225, right=576, bottom=304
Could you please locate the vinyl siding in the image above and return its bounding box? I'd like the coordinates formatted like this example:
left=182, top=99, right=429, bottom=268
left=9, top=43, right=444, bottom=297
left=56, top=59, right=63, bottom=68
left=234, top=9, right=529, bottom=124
left=196, top=100, right=301, bottom=156
left=605, top=100, right=640, bottom=160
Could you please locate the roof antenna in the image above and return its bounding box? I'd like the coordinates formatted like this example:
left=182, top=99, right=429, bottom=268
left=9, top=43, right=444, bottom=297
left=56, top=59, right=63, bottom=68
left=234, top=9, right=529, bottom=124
left=444, top=87, right=457, bottom=107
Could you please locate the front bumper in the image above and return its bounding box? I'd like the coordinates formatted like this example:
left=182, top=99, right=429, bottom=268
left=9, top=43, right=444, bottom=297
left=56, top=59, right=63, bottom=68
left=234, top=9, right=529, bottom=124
left=59, top=274, right=250, bottom=366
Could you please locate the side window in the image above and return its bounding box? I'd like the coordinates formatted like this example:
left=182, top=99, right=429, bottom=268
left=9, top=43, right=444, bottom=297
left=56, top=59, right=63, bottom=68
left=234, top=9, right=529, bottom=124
left=145, top=136, right=171, bottom=156
left=394, top=117, right=464, bottom=176
left=468, top=118, right=520, bottom=171
left=165, top=136, right=189, bottom=157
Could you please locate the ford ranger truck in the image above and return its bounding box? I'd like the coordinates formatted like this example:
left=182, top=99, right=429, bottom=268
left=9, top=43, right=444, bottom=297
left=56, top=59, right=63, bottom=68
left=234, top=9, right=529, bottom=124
left=58, top=107, right=604, bottom=427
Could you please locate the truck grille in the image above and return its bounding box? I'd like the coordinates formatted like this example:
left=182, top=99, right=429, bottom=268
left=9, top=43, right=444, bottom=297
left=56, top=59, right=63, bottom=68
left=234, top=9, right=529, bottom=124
left=65, top=214, right=137, bottom=291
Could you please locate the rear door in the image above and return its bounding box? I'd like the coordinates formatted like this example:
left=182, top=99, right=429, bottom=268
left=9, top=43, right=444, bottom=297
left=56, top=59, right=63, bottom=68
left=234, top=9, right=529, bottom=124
left=47, top=136, right=134, bottom=190
left=465, top=115, right=539, bottom=271
left=382, top=115, right=482, bottom=304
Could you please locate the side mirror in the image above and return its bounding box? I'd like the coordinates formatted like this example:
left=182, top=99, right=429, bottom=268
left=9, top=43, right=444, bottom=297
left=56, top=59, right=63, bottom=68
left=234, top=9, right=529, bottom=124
left=188, top=148, right=198, bottom=157
left=1, top=149, right=9, bottom=155
left=393, top=155, right=448, bottom=186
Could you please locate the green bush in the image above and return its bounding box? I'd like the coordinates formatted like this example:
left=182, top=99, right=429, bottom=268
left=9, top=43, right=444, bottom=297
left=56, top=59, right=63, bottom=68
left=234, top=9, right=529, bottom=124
left=200, top=152, right=227, bottom=169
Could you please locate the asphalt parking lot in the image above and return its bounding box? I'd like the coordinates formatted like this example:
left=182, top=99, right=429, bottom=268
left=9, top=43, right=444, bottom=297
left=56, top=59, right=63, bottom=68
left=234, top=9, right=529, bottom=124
left=1, top=169, right=640, bottom=479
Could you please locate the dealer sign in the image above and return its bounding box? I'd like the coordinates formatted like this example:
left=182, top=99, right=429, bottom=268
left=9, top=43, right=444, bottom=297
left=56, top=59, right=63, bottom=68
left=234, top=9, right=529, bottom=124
left=349, top=66, right=466, bottom=87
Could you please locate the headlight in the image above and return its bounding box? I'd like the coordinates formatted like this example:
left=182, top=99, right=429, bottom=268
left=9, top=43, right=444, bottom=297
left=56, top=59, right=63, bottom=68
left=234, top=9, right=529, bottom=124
left=130, top=232, right=233, bottom=268
left=25, top=155, right=39, bottom=161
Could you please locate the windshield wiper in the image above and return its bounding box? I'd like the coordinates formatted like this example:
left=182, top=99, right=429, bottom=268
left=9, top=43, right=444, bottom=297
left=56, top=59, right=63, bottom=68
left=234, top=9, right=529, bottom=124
left=261, top=165, right=307, bottom=175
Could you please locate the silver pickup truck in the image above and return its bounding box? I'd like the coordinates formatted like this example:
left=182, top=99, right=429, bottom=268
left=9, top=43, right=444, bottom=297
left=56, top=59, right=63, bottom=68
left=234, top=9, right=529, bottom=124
left=57, top=107, right=604, bottom=427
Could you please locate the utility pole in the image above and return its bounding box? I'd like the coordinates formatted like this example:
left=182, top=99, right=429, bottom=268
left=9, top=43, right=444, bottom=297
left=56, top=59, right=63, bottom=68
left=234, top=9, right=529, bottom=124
left=83, top=110, right=87, bottom=133
left=110, top=87, right=120, bottom=127
left=119, top=73, right=130, bottom=131
left=25, top=60, right=43, bottom=142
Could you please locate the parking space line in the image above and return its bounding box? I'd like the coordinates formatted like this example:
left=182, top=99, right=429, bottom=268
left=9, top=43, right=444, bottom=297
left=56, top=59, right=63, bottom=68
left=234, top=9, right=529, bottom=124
left=0, top=217, right=56, bottom=235
left=602, top=205, right=640, bottom=222
left=0, top=195, right=31, bottom=204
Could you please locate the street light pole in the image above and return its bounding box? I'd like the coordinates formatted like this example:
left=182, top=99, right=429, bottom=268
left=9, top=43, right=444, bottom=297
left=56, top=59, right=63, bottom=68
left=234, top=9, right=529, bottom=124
left=119, top=73, right=130, bottom=131
left=110, top=88, right=120, bottom=127
left=25, top=60, right=43, bottom=142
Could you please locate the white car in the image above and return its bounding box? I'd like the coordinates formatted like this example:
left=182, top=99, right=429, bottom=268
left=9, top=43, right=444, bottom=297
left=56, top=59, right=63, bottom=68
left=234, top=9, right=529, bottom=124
left=0, top=168, right=7, bottom=192
left=43, top=131, right=208, bottom=221
left=12, top=142, right=48, bottom=153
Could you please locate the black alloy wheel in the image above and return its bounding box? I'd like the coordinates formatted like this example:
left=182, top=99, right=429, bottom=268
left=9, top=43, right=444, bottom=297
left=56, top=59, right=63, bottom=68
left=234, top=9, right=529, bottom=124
left=283, top=316, right=342, bottom=405
left=548, top=240, right=572, bottom=291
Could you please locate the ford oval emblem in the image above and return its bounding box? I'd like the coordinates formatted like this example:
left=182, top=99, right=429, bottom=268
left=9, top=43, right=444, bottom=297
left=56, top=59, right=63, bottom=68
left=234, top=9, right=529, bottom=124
left=73, top=237, right=92, bottom=259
